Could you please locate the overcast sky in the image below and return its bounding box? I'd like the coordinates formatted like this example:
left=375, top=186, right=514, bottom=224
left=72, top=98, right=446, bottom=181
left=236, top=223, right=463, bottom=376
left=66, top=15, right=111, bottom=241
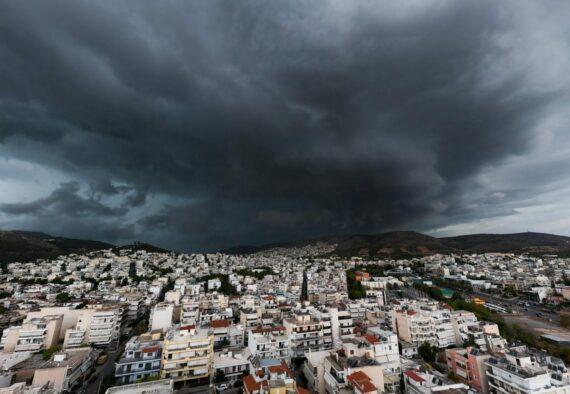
left=1, top=0, right=570, bottom=251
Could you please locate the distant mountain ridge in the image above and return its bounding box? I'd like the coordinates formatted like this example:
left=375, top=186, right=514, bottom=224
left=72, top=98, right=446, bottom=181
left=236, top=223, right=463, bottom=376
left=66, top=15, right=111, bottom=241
left=223, top=230, right=570, bottom=257
left=2, top=229, right=570, bottom=265
left=0, top=230, right=114, bottom=266
left=0, top=230, right=174, bottom=267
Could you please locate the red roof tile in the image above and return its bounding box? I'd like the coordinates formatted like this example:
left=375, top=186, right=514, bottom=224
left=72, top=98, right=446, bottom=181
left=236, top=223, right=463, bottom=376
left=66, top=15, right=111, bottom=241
left=364, top=334, right=379, bottom=345
left=243, top=375, right=261, bottom=393
left=210, top=319, right=229, bottom=328
left=404, top=370, right=425, bottom=383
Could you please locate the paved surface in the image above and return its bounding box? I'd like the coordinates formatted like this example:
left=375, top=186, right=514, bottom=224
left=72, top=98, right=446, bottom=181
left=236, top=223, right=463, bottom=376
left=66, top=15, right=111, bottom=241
left=471, top=290, right=560, bottom=325
left=82, top=348, right=121, bottom=394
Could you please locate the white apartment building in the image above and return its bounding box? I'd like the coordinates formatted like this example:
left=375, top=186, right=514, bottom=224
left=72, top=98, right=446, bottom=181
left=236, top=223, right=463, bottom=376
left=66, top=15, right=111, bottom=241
left=248, top=326, right=290, bottom=361
left=149, top=303, right=174, bottom=333
left=180, top=299, right=200, bottom=326
left=393, top=307, right=457, bottom=349
left=485, top=349, right=570, bottom=394
left=327, top=308, right=355, bottom=349
left=404, top=369, right=469, bottom=394
left=283, top=310, right=333, bottom=357
left=364, top=329, right=400, bottom=371
left=73, top=307, right=123, bottom=347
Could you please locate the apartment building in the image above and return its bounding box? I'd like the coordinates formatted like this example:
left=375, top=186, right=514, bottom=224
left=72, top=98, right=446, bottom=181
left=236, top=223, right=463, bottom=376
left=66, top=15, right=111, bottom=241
left=431, top=309, right=456, bottom=348
left=303, top=350, right=330, bottom=394
left=75, top=307, right=124, bottom=347
left=393, top=308, right=456, bottom=349
left=243, top=361, right=300, bottom=394
left=149, top=303, right=174, bottom=333
left=180, top=299, right=200, bottom=326
left=323, top=351, right=384, bottom=394
left=31, top=348, right=95, bottom=392
left=240, top=308, right=262, bottom=329
left=393, top=310, right=435, bottom=347
left=213, top=350, right=251, bottom=387
left=328, top=308, right=355, bottom=348
left=0, top=315, right=62, bottom=353
left=446, top=347, right=491, bottom=393
left=115, top=332, right=162, bottom=385
left=485, top=348, right=570, bottom=394
left=105, top=379, right=174, bottom=394
left=364, top=328, right=401, bottom=393
left=403, top=369, right=470, bottom=394
left=161, top=325, right=214, bottom=385
left=248, top=326, right=290, bottom=361
left=284, top=311, right=333, bottom=357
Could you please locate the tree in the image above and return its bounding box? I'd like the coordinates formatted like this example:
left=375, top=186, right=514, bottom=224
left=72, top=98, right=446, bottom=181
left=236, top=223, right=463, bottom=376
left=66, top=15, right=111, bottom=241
left=42, top=345, right=62, bottom=360
left=56, top=292, right=70, bottom=303
left=129, top=262, right=137, bottom=278
left=419, top=342, right=438, bottom=363
left=300, top=270, right=309, bottom=302
left=463, top=334, right=479, bottom=348
left=214, top=369, right=226, bottom=383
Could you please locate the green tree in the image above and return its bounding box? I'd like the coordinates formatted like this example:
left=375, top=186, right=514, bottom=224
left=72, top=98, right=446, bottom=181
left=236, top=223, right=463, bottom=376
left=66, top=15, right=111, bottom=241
left=418, top=342, right=438, bottom=363
left=463, top=334, right=479, bottom=348
left=214, top=369, right=226, bottom=383
left=56, top=292, right=70, bottom=303
left=42, top=345, right=62, bottom=360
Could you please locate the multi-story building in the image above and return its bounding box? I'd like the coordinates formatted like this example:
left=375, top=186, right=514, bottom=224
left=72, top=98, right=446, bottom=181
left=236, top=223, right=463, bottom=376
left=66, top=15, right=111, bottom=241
left=31, top=348, right=95, bottom=393
left=303, top=350, right=330, bottom=394
left=213, top=350, right=251, bottom=388
left=403, top=369, right=469, bottom=394
left=240, top=308, right=262, bottom=329
left=393, top=310, right=435, bottom=347
left=105, top=379, right=174, bottom=394
left=446, top=347, right=491, bottom=393
left=485, top=348, right=570, bottom=394
left=161, top=325, right=214, bottom=386
left=248, top=326, right=290, bottom=362
left=431, top=309, right=456, bottom=348
left=393, top=307, right=456, bottom=349
left=243, top=361, right=299, bottom=394
left=364, top=328, right=401, bottom=393
left=284, top=311, right=333, bottom=357
left=75, top=307, right=124, bottom=347
left=115, top=332, right=162, bottom=385
left=323, top=350, right=384, bottom=394
left=149, top=303, right=174, bottom=334
left=0, top=315, right=62, bottom=353
left=180, top=299, right=200, bottom=326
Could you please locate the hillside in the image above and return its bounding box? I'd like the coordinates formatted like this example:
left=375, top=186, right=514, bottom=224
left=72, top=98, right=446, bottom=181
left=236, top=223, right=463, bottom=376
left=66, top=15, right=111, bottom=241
left=0, top=230, right=113, bottom=267
left=225, top=231, right=570, bottom=257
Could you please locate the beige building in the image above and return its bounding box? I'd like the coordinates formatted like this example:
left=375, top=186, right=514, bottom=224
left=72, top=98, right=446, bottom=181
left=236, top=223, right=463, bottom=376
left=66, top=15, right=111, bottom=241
left=0, top=315, right=62, bottom=353
left=32, top=348, right=95, bottom=392
left=161, top=325, right=214, bottom=385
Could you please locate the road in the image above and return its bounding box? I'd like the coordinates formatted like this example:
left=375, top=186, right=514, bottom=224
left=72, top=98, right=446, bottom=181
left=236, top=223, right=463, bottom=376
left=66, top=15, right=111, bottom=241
left=82, top=348, right=121, bottom=394
left=471, top=290, right=559, bottom=325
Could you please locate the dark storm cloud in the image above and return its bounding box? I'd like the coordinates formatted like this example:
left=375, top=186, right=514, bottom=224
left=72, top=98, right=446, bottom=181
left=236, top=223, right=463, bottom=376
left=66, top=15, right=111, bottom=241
left=0, top=182, right=126, bottom=217
left=0, top=0, right=568, bottom=250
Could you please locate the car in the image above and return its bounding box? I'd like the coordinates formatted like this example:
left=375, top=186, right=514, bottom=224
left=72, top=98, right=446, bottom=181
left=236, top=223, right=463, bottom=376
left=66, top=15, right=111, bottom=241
left=217, top=384, right=229, bottom=391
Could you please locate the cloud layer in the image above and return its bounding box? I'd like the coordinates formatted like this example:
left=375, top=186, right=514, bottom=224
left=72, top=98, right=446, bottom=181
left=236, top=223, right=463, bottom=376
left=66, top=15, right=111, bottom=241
left=1, top=0, right=570, bottom=251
